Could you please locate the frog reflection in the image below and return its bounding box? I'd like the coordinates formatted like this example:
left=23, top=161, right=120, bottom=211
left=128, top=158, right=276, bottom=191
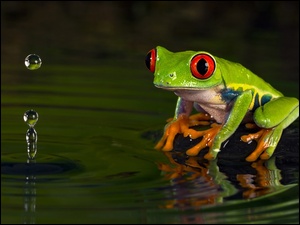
left=157, top=151, right=283, bottom=210
left=236, top=158, right=282, bottom=199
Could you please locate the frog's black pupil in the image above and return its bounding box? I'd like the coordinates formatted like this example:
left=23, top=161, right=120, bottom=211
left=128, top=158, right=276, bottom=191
left=197, top=58, right=208, bottom=75
left=145, top=52, right=151, bottom=70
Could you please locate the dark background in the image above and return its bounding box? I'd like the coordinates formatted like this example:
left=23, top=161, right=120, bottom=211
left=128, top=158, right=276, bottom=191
left=1, top=1, right=298, bottom=67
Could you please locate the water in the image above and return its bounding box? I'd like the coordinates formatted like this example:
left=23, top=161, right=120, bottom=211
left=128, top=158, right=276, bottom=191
left=1, top=58, right=299, bottom=224
left=24, top=54, right=42, bottom=70
left=23, top=109, right=39, bottom=159
left=23, top=109, right=39, bottom=127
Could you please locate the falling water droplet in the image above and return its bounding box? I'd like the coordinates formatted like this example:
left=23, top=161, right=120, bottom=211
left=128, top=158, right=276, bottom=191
left=24, top=109, right=39, bottom=127
left=26, top=127, right=38, bottom=142
left=26, top=127, right=38, bottom=160
left=25, top=54, right=42, bottom=70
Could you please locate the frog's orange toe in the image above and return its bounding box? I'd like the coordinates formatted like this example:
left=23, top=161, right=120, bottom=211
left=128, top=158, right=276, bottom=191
left=185, top=123, right=221, bottom=157
left=155, top=115, right=189, bottom=151
left=188, top=113, right=212, bottom=127
left=186, top=142, right=206, bottom=156
left=241, top=129, right=264, bottom=143
left=242, top=128, right=272, bottom=162
left=259, top=152, right=271, bottom=160
left=155, top=139, right=165, bottom=150
left=161, top=141, right=175, bottom=151
left=246, top=147, right=271, bottom=162
left=155, top=134, right=174, bottom=151
left=246, top=142, right=268, bottom=162
left=246, top=153, right=260, bottom=162
left=204, top=152, right=215, bottom=160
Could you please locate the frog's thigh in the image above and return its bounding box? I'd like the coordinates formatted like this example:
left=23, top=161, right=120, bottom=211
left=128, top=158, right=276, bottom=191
left=254, top=97, right=299, bottom=128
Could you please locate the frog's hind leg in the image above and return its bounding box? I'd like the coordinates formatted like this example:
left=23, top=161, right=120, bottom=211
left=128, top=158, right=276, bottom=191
left=242, top=97, right=298, bottom=162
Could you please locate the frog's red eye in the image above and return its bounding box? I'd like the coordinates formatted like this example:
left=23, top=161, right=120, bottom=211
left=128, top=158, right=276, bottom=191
left=190, top=54, right=216, bottom=79
left=145, top=48, right=156, bottom=73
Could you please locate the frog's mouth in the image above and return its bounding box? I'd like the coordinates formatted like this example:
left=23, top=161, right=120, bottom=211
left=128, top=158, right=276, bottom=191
left=154, top=84, right=206, bottom=91
left=154, top=84, right=224, bottom=102
left=155, top=85, right=211, bottom=98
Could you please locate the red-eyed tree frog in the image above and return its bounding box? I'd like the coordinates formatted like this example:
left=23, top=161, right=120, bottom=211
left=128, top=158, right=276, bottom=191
left=145, top=46, right=299, bottom=162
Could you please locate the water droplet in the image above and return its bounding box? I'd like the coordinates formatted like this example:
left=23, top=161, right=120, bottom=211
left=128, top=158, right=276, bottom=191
left=25, top=54, right=42, bottom=70
left=26, top=127, right=38, bottom=160
left=24, top=109, right=39, bottom=127
left=26, top=127, right=38, bottom=142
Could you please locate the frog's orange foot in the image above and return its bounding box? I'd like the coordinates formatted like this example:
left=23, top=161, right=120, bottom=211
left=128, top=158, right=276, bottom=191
left=155, top=113, right=213, bottom=152
left=155, top=115, right=190, bottom=151
left=188, top=113, right=212, bottom=127
left=185, top=123, right=222, bottom=157
left=241, top=128, right=273, bottom=162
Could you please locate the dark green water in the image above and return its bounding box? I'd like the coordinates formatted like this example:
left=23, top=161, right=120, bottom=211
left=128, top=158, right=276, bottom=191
left=1, top=55, right=298, bottom=224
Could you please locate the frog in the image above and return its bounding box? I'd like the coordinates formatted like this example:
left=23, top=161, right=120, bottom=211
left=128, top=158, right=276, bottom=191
left=145, top=46, right=299, bottom=162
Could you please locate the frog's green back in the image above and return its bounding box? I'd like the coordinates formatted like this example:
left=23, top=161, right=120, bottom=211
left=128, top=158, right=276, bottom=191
left=215, top=56, right=283, bottom=97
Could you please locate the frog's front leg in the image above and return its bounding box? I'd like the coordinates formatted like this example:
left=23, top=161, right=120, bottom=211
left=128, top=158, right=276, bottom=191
left=204, top=90, right=253, bottom=160
left=242, top=97, right=299, bottom=162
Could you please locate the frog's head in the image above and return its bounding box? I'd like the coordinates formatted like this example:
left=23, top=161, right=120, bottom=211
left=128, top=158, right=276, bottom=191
left=145, top=46, right=223, bottom=90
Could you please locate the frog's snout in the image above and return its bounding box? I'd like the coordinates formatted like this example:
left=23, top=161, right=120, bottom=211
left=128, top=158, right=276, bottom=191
left=164, top=73, right=176, bottom=85
left=153, top=71, right=177, bottom=87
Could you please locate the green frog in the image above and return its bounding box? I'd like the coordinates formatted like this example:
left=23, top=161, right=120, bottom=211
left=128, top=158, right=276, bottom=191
left=145, top=46, right=299, bottom=162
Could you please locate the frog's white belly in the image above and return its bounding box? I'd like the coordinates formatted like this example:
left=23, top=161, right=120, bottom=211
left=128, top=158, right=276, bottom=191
left=174, top=88, right=229, bottom=123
